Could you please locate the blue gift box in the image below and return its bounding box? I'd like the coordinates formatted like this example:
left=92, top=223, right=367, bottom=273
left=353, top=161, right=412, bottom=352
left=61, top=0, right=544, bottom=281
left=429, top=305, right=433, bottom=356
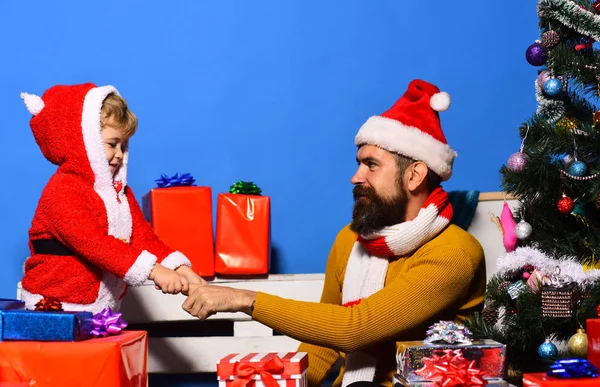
left=0, top=298, right=25, bottom=341
left=2, top=309, right=93, bottom=341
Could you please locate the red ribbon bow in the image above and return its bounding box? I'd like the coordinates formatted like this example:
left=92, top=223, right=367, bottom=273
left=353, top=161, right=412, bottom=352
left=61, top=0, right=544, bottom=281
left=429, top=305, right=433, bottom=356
left=416, top=349, right=488, bottom=387
left=231, top=356, right=285, bottom=387
left=34, top=296, right=63, bottom=311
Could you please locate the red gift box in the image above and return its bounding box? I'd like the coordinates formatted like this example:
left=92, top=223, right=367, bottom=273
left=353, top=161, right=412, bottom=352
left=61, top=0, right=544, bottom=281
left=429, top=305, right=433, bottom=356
left=143, top=186, right=215, bottom=276
left=215, top=193, right=270, bottom=275
left=0, top=330, right=147, bottom=387
left=217, top=352, right=308, bottom=387
left=523, top=372, right=600, bottom=386
left=588, top=318, right=600, bottom=369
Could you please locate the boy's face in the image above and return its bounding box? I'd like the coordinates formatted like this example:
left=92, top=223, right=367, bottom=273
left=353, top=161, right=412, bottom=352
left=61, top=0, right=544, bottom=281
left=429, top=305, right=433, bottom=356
left=101, top=125, right=128, bottom=177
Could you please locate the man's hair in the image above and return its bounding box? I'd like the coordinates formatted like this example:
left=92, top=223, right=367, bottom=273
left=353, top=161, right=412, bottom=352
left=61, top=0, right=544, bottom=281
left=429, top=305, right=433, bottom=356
left=393, top=153, right=442, bottom=193
left=101, top=93, right=137, bottom=139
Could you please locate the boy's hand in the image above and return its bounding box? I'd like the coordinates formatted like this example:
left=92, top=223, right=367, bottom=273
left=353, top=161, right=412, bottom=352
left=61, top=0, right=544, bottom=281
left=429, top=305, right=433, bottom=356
left=176, top=265, right=207, bottom=286
left=150, top=264, right=183, bottom=294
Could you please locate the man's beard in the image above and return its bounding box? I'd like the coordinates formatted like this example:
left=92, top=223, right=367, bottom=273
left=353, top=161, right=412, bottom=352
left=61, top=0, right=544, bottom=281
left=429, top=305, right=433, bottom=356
left=350, top=184, right=407, bottom=236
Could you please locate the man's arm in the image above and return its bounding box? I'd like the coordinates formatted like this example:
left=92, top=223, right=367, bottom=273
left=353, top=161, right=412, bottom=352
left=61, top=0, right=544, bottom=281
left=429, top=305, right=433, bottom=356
left=251, top=246, right=478, bottom=353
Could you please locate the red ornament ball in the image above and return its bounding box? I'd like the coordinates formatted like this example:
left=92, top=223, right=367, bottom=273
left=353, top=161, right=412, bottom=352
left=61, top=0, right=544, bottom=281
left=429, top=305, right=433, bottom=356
left=557, top=195, right=575, bottom=214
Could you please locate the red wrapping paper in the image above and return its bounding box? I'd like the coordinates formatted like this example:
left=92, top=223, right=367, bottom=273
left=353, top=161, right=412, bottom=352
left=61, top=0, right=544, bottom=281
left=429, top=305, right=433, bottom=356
left=0, top=330, right=147, bottom=387
left=523, top=372, right=600, bottom=386
left=587, top=318, right=600, bottom=369
left=217, top=352, right=308, bottom=387
left=215, top=193, right=270, bottom=275
left=143, top=186, right=215, bottom=276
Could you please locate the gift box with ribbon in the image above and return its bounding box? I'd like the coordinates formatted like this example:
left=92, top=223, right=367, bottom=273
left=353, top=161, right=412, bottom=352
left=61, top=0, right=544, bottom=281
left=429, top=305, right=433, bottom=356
left=217, top=352, right=308, bottom=387
left=142, top=173, right=215, bottom=276
left=215, top=181, right=270, bottom=275
left=394, top=375, right=514, bottom=386
left=0, top=330, right=147, bottom=387
left=1, top=304, right=127, bottom=342
left=397, top=321, right=506, bottom=383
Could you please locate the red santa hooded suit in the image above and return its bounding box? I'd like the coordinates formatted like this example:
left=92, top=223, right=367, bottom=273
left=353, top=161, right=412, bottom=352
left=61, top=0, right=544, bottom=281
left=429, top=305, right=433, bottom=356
left=20, top=83, right=191, bottom=314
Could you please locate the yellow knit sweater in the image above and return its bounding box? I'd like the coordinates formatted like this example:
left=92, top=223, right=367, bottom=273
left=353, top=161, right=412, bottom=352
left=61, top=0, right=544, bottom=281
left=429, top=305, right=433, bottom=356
left=252, top=224, right=486, bottom=387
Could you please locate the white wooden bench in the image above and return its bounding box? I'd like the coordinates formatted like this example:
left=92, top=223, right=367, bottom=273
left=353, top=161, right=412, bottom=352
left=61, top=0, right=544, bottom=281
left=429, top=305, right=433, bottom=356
left=16, top=193, right=516, bottom=376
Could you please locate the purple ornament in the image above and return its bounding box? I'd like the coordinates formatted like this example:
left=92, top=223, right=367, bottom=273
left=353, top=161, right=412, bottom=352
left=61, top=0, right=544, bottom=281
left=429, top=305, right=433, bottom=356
left=508, top=151, right=528, bottom=172
left=537, top=70, right=551, bottom=88
left=526, top=41, right=547, bottom=66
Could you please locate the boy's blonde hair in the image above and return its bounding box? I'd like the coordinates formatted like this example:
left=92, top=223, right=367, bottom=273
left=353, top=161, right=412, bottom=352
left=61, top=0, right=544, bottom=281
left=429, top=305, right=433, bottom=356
left=101, top=93, right=137, bottom=139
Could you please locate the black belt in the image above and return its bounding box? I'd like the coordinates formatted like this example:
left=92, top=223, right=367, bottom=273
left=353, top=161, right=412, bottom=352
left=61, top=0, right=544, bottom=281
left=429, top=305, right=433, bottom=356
left=31, top=239, right=74, bottom=256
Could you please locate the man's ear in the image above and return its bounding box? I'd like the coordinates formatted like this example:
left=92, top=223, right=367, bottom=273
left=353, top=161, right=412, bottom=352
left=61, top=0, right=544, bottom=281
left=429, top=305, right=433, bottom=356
left=406, top=161, right=429, bottom=192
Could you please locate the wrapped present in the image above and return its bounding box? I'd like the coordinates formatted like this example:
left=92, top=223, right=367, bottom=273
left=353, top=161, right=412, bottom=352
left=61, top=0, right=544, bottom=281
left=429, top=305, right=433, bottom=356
left=0, top=330, right=147, bottom=387
left=397, top=339, right=506, bottom=383
left=0, top=299, right=25, bottom=310
left=217, top=352, right=308, bottom=387
left=2, top=309, right=94, bottom=341
left=588, top=318, right=600, bottom=369
left=215, top=181, right=270, bottom=275
left=541, top=267, right=581, bottom=318
left=394, top=374, right=513, bottom=386
left=143, top=173, right=215, bottom=276
left=2, top=306, right=126, bottom=342
left=0, top=299, right=25, bottom=341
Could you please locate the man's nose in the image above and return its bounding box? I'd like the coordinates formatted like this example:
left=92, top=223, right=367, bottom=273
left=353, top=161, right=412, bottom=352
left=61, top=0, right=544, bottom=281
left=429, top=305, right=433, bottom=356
left=350, top=167, right=366, bottom=185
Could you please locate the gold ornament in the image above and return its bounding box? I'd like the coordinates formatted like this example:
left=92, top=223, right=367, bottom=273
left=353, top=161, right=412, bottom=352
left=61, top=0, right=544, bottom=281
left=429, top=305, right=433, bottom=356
left=567, top=328, right=588, bottom=358
left=555, top=117, right=578, bottom=133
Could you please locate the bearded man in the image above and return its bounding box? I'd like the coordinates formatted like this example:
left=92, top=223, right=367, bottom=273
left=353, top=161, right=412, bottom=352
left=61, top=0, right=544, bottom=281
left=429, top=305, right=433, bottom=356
left=182, top=79, right=486, bottom=387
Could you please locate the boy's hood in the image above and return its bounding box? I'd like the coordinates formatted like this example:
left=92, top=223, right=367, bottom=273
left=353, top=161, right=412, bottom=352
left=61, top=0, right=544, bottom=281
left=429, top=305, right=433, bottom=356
left=21, top=83, right=129, bottom=190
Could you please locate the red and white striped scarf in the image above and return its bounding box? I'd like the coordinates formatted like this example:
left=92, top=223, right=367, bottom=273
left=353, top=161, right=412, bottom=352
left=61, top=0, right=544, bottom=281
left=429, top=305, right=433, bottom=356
left=340, top=187, right=453, bottom=387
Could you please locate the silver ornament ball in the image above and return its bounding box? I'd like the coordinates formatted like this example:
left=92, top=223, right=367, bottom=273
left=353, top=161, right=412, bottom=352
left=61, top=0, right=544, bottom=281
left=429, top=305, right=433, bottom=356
left=514, top=220, right=532, bottom=240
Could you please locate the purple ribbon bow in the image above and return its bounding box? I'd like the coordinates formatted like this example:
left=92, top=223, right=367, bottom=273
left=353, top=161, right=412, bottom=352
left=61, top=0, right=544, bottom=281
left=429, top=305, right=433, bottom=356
left=91, top=307, right=128, bottom=338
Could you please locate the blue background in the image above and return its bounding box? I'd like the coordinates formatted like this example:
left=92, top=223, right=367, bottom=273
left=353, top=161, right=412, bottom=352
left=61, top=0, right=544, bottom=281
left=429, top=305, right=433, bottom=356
left=1, top=1, right=538, bottom=384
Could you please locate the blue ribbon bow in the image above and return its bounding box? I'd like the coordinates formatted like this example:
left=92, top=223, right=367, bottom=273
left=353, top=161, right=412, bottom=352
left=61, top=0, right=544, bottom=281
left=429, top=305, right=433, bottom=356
left=547, top=358, right=599, bottom=379
left=155, top=173, right=196, bottom=188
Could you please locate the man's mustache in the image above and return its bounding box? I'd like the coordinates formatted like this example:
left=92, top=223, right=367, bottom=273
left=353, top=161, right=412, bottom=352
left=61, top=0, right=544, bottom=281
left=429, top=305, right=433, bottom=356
left=353, top=185, right=376, bottom=201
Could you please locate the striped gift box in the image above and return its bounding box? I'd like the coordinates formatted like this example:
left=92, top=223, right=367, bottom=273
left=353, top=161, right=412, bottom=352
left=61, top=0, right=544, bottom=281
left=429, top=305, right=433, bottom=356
left=217, top=352, right=308, bottom=387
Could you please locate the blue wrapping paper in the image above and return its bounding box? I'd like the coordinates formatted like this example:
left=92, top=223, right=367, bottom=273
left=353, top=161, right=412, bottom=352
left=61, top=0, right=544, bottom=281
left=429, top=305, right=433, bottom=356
left=0, top=298, right=25, bottom=342
left=2, top=309, right=93, bottom=341
left=0, top=299, right=25, bottom=311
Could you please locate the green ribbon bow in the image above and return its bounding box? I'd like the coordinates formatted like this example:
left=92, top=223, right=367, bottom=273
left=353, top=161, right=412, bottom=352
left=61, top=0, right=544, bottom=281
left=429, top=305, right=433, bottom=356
left=229, top=181, right=262, bottom=196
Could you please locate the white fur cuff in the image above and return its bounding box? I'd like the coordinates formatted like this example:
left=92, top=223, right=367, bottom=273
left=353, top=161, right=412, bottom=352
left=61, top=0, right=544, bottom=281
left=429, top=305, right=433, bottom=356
left=123, top=250, right=158, bottom=286
left=160, top=251, right=192, bottom=270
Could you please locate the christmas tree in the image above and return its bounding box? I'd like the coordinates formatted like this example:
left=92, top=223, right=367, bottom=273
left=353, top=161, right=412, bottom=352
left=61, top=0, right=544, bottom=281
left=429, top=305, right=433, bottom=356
left=464, top=0, right=600, bottom=380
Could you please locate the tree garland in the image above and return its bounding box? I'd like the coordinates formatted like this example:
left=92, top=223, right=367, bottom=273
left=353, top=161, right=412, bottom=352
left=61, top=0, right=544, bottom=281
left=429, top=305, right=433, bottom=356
left=538, top=0, right=600, bottom=41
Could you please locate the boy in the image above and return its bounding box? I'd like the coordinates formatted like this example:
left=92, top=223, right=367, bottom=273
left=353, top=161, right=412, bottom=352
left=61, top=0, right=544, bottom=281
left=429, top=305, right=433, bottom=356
left=20, top=83, right=203, bottom=314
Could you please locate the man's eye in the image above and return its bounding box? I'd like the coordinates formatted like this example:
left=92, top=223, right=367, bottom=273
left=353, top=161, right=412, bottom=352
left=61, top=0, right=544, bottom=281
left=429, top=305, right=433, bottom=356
left=367, top=162, right=376, bottom=168
left=108, top=143, right=116, bottom=148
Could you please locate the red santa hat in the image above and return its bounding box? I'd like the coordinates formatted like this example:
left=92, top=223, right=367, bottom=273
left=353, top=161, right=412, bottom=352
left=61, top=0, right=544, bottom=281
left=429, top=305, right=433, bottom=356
left=354, top=79, right=457, bottom=181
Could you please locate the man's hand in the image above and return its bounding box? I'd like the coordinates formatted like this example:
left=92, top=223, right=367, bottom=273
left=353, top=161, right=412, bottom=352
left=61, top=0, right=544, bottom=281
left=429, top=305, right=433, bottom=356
left=182, top=284, right=256, bottom=320
left=149, top=264, right=183, bottom=294
left=176, top=265, right=207, bottom=286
